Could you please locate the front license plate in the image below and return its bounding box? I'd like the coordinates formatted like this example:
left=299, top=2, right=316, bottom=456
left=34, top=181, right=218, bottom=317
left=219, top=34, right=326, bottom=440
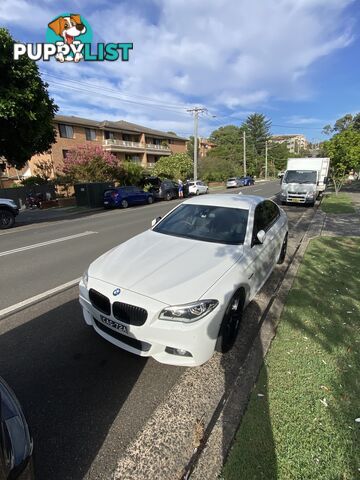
left=290, top=198, right=301, bottom=203
left=99, top=315, right=128, bottom=334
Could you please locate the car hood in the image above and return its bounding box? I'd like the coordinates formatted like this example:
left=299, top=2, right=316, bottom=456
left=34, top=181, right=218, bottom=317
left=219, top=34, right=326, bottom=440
left=89, top=230, right=243, bottom=304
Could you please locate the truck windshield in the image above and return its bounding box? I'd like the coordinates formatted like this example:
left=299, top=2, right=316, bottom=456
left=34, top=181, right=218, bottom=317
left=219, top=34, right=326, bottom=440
left=283, top=170, right=317, bottom=184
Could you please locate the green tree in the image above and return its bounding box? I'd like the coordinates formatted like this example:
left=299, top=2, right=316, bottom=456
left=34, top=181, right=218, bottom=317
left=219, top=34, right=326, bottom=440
left=186, top=135, right=200, bottom=161
left=152, top=153, right=193, bottom=180
left=199, top=156, right=238, bottom=182
left=267, top=143, right=289, bottom=176
left=117, top=161, right=144, bottom=186
left=241, top=113, right=272, bottom=176
left=243, top=113, right=271, bottom=157
left=323, top=129, right=360, bottom=194
left=0, top=28, right=58, bottom=168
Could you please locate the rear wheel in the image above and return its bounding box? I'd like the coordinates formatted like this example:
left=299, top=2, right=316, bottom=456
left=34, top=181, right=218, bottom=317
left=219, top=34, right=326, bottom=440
left=121, top=199, right=129, bottom=209
left=147, top=196, right=154, bottom=204
left=277, top=233, right=288, bottom=264
left=165, top=192, right=172, bottom=201
left=0, top=209, right=15, bottom=229
left=216, top=290, right=245, bottom=353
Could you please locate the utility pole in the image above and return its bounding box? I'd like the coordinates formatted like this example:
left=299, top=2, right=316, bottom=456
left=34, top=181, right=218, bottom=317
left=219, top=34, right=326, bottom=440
left=265, top=140, right=268, bottom=180
left=243, top=130, right=247, bottom=176
left=187, top=107, right=208, bottom=181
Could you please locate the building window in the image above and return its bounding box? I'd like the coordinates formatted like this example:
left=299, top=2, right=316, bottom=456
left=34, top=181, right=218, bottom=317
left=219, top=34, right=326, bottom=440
left=104, top=130, right=115, bottom=140
left=85, top=128, right=96, bottom=141
left=62, top=149, right=69, bottom=159
left=58, top=124, right=74, bottom=139
left=125, top=154, right=141, bottom=163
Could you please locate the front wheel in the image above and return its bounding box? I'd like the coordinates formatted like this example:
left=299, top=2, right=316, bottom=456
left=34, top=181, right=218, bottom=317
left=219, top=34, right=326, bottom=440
left=147, top=196, right=154, bottom=204
left=165, top=192, right=172, bottom=201
left=121, top=199, right=129, bottom=209
left=0, top=209, right=15, bottom=229
left=216, top=290, right=245, bottom=353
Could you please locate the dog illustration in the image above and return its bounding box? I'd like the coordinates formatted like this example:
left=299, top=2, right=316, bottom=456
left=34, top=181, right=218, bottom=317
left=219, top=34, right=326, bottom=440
left=48, top=14, right=86, bottom=62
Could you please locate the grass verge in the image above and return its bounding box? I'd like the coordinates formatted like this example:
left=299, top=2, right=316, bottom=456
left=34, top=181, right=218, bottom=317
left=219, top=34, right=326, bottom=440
left=321, top=193, right=355, bottom=214
left=223, top=237, right=360, bottom=480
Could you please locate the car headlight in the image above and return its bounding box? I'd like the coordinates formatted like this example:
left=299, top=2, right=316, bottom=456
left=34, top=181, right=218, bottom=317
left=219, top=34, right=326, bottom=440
left=82, top=269, right=89, bottom=288
left=307, top=192, right=315, bottom=197
left=159, top=300, right=218, bottom=323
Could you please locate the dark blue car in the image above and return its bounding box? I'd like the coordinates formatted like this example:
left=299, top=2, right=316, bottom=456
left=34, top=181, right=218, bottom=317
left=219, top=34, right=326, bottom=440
left=239, top=176, right=255, bottom=186
left=104, top=186, right=154, bottom=209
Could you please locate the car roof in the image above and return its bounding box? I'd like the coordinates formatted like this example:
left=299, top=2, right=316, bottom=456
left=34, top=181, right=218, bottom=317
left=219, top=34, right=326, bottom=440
left=182, top=194, right=265, bottom=209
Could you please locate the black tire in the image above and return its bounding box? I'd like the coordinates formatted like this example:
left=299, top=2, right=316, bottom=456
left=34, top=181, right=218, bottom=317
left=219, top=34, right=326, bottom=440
left=281, top=201, right=286, bottom=206
left=147, top=196, right=154, bottom=204
left=165, top=192, right=172, bottom=201
left=121, top=199, right=129, bottom=209
left=216, top=290, right=245, bottom=353
left=277, top=233, right=288, bottom=264
left=206, top=188, right=209, bottom=194
left=0, top=209, right=15, bottom=229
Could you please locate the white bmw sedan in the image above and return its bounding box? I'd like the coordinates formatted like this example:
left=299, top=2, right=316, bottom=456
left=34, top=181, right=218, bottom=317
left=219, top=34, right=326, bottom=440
left=79, top=195, right=288, bottom=367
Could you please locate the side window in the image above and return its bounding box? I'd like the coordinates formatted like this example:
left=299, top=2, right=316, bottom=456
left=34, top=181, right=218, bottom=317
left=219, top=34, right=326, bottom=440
left=264, top=201, right=280, bottom=227
left=253, top=203, right=267, bottom=236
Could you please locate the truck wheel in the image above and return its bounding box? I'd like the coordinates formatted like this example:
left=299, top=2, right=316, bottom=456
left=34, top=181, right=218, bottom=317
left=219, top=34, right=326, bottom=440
left=216, top=290, right=245, bottom=353
left=0, top=209, right=15, bottom=229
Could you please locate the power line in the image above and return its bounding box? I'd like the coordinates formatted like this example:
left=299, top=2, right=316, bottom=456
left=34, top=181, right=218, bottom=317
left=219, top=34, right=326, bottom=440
left=41, top=70, right=190, bottom=111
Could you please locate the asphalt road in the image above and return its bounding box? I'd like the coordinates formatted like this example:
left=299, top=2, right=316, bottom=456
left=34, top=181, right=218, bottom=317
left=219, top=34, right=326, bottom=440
left=0, top=180, right=315, bottom=480
left=0, top=181, right=280, bottom=311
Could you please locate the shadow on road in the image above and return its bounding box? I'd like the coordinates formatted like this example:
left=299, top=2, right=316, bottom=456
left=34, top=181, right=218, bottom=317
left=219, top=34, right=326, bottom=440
left=0, top=299, right=149, bottom=480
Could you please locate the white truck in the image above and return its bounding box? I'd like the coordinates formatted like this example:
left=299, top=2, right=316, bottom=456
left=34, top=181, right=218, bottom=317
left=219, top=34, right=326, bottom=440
left=280, top=157, right=330, bottom=206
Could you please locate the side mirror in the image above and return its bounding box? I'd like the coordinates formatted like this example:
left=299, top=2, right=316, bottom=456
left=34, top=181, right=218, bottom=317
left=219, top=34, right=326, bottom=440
left=151, top=216, right=161, bottom=227
left=256, top=230, right=266, bottom=244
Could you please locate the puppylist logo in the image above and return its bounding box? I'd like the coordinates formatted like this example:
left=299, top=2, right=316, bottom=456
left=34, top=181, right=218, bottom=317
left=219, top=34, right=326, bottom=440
left=13, top=13, right=133, bottom=63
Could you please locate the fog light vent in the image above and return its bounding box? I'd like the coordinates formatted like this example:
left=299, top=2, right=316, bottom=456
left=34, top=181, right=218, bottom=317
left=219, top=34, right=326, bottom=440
left=165, top=346, right=192, bottom=357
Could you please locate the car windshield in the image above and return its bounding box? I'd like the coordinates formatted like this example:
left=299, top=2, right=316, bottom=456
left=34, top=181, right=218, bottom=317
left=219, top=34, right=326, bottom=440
left=283, top=170, right=317, bottom=184
left=228, top=178, right=236, bottom=181
left=153, top=204, right=249, bottom=245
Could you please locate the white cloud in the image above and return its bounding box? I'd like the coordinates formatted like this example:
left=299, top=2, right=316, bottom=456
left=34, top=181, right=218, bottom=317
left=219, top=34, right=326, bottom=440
left=3, top=0, right=355, bottom=135
left=285, top=115, right=323, bottom=125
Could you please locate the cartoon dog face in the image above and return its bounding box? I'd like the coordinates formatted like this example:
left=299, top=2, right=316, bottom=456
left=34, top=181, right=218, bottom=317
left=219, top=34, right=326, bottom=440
left=48, top=14, right=86, bottom=44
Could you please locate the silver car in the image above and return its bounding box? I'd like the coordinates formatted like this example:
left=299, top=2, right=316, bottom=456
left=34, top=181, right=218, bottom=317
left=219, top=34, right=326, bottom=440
left=226, top=177, right=242, bottom=188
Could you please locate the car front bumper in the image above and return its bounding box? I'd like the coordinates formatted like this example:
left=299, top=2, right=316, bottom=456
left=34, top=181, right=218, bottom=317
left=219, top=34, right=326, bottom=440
left=79, top=278, right=222, bottom=367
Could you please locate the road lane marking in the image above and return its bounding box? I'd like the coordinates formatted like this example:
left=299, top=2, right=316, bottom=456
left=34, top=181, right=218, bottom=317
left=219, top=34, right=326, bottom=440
left=0, top=231, right=97, bottom=257
left=0, top=277, right=81, bottom=320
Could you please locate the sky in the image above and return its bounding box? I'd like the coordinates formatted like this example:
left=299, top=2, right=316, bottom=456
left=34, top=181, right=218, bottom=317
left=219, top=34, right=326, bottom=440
left=1, top=0, right=360, bottom=141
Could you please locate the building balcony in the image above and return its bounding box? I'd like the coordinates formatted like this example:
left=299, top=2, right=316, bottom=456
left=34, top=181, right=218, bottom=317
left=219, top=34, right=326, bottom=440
left=103, top=139, right=145, bottom=152
left=103, top=139, right=171, bottom=155
left=145, top=143, right=171, bottom=154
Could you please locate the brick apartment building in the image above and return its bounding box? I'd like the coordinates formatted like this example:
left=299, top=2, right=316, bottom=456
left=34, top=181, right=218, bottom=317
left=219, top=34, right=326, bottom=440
left=25, top=115, right=188, bottom=177
left=199, top=137, right=216, bottom=158
left=270, top=134, right=308, bottom=153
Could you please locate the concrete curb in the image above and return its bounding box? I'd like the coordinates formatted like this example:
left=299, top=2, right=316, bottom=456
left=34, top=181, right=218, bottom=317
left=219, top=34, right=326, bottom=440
left=189, top=208, right=325, bottom=479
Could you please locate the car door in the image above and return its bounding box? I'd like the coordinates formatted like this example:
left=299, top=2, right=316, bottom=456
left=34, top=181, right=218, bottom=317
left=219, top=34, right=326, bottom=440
left=132, top=187, right=146, bottom=204
left=248, top=202, right=274, bottom=296
left=262, top=200, right=282, bottom=265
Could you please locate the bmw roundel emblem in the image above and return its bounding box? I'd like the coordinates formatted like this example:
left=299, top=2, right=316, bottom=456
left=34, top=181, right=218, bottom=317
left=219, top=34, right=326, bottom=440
left=113, top=288, right=121, bottom=296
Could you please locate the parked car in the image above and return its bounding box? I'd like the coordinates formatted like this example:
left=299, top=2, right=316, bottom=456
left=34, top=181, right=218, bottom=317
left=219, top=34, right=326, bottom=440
left=0, top=198, right=19, bottom=229
left=79, top=195, right=288, bottom=367
left=226, top=177, right=242, bottom=188
left=0, top=377, right=34, bottom=479
left=187, top=180, right=209, bottom=195
left=141, top=177, right=179, bottom=201
left=104, top=186, right=153, bottom=209
left=239, top=176, right=255, bottom=186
